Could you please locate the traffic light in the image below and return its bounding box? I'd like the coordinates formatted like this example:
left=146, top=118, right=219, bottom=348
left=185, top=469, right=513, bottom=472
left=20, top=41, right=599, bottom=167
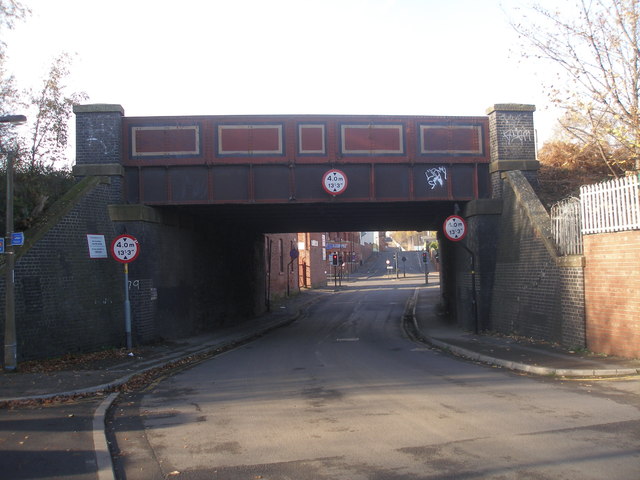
left=422, top=252, right=427, bottom=263
left=332, top=253, right=338, bottom=266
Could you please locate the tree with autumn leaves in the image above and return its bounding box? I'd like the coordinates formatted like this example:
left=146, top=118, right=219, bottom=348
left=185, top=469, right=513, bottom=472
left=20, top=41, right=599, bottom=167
left=511, top=0, right=640, bottom=205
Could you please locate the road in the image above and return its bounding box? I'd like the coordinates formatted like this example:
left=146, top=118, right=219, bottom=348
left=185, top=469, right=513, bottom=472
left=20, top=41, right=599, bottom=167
left=0, top=397, right=103, bottom=480
left=110, top=251, right=640, bottom=480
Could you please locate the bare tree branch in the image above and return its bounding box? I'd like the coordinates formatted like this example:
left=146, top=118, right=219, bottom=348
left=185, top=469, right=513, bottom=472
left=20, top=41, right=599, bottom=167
left=511, top=0, right=640, bottom=172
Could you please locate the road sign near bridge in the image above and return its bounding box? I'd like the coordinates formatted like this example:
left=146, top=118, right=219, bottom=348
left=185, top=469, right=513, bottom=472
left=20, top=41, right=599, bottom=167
left=110, top=234, right=140, bottom=263
left=322, top=169, right=348, bottom=196
left=443, top=215, right=467, bottom=242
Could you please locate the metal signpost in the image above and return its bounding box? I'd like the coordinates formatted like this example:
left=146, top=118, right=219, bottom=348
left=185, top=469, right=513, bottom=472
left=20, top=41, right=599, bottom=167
left=287, top=248, right=298, bottom=296
left=110, top=234, right=140, bottom=350
left=422, top=251, right=429, bottom=284
left=2, top=114, right=27, bottom=372
left=442, top=215, right=479, bottom=334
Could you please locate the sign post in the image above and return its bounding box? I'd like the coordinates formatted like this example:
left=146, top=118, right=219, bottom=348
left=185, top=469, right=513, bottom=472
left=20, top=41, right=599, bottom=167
left=110, top=234, right=140, bottom=350
left=442, top=215, right=478, bottom=334
left=421, top=251, right=429, bottom=284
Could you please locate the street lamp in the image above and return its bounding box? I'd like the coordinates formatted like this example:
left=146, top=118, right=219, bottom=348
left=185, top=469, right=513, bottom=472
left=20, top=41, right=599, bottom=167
left=1, top=114, right=27, bottom=372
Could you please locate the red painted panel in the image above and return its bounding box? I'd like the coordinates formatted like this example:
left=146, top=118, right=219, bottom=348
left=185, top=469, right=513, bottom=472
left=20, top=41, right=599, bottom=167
left=218, top=125, right=283, bottom=154
left=299, top=125, right=325, bottom=153
left=219, top=127, right=250, bottom=152
left=422, top=127, right=449, bottom=151
left=344, top=127, right=369, bottom=151
left=372, top=128, right=401, bottom=151
left=421, top=125, right=483, bottom=155
left=451, top=127, right=481, bottom=151
left=251, top=127, right=281, bottom=151
left=342, top=125, right=403, bottom=154
left=133, top=126, right=199, bottom=156
left=122, top=115, right=489, bottom=169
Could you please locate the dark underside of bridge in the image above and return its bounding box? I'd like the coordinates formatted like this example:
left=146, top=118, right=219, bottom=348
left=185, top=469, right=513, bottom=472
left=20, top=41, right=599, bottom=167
left=161, top=200, right=459, bottom=233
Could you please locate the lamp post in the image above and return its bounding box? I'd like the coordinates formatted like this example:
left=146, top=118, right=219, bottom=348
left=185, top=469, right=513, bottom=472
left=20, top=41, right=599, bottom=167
left=1, top=114, right=27, bottom=372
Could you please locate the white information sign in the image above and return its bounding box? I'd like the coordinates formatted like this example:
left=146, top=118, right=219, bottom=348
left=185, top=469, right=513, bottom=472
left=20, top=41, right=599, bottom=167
left=86, top=234, right=108, bottom=259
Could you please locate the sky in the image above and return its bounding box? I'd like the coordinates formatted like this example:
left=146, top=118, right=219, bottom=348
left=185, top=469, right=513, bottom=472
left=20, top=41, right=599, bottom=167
left=4, top=0, right=561, bottom=152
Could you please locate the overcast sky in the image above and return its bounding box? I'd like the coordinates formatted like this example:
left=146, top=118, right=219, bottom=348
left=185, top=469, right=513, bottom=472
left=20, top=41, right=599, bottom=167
left=5, top=0, right=560, bottom=147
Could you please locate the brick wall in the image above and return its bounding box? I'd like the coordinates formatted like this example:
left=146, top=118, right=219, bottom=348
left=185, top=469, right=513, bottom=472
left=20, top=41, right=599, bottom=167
left=584, top=231, right=640, bottom=358
left=113, top=216, right=267, bottom=337
left=0, top=183, right=272, bottom=362
left=73, top=104, right=124, bottom=166
left=449, top=202, right=501, bottom=332
left=265, top=233, right=300, bottom=304
left=297, top=233, right=329, bottom=289
left=0, top=179, right=124, bottom=361
left=488, top=171, right=586, bottom=347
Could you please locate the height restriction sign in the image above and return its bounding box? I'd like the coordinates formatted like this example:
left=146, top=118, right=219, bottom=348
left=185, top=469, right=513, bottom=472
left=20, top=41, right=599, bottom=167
left=443, top=215, right=467, bottom=241
left=110, top=234, right=140, bottom=263
left=322, top=169, right=348, bottom=196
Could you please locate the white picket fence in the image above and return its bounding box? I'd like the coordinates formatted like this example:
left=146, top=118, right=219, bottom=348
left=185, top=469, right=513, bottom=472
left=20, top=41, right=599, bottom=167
left=551, top=197, right=583, bottom=255
left=580, top=175, right=640, bottom=234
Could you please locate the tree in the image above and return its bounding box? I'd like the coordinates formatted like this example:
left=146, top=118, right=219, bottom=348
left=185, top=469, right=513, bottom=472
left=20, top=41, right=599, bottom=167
left=535, top=140, right=619, bottom=207
left=511, top=0, right=640, bottom=173
left=0, top=1, right=83, bottom=230
left=0, top=0, right=28, bottom=147
left=25, top=53, right=88, bottom=170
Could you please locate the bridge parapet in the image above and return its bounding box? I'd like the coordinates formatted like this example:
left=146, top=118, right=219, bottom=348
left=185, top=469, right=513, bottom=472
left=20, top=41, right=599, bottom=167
left=73, top=109, right=495, bottom=205
left=71, top=104, right=539, bottom=230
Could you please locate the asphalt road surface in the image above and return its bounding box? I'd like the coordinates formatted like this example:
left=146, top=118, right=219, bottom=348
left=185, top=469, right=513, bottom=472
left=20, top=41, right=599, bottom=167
left=0, top=397, right=102, bottom=480
left=111, top=252, right=640, bottom=480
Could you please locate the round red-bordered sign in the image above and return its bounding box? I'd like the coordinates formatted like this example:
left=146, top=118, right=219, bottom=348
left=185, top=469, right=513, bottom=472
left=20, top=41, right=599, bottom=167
left=322, top=169, right=348, bottom=196
left=110, top=234, right=140, bottom=263
left=443, top=215, right=467, bottom=242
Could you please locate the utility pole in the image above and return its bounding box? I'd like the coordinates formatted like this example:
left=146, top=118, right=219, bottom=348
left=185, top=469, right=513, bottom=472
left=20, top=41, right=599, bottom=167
left=1, top=115, right=27, bottom=372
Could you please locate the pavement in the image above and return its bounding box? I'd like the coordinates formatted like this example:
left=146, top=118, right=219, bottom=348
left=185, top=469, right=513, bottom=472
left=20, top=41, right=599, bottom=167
left=1, top=279, right=639, bottom=406
left=410, top=284, right=640, bottom=378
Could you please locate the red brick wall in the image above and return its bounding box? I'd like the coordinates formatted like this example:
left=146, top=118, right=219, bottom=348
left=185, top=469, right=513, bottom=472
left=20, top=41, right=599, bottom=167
left=297, top=233, right=329, bottom=288
left=265, top=234, right=299, bottom=301
left=584, top=231, right=640, bottom=358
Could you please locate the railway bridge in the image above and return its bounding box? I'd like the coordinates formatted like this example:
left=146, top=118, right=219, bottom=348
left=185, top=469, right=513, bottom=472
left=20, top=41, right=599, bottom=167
left=78, top=109, right=503, bottom=233
left=8, top=103, right=577, bottom=362
left=69, top=103, right=540, bottom=340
